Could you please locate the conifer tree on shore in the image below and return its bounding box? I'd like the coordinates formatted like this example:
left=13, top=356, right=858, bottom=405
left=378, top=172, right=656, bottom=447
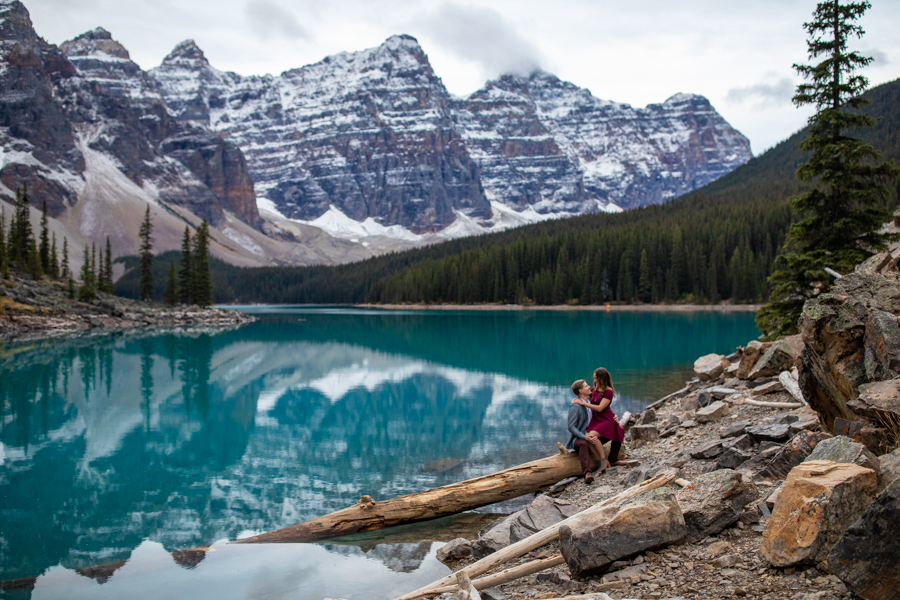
left=193, top=219, right=213, bottom=306
left=50, top=232, right=59, bottom=280
left=139, top=206, right=154, bottom=301
left=0, top=209, right=7, bottom=279
left=163, top=261, right=178, bottom=306
left=178, top=226, right=193, bottom=304
left=61, top=237, right=70, bottom=281
left=757, top=0, right=899, bottom=338
left=103, top=237, right=114, bottom=294
left=78, top=245, right=95, bottom=301
left=39, top=200, right=49, bottom=274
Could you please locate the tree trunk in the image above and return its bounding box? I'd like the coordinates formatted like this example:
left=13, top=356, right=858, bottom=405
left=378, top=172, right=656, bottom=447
left=235, top=445, right=595, bottom=544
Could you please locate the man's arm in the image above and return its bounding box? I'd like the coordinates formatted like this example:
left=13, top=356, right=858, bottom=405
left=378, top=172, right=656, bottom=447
left=567, top=405, right=586, bottom=440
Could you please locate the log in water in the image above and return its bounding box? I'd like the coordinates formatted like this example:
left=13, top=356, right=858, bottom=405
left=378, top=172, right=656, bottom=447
left=235, top=445, right=595, bottom=544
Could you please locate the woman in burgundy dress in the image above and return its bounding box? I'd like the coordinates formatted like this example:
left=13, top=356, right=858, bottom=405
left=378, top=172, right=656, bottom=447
left=573, top=367, right=626, bottom=466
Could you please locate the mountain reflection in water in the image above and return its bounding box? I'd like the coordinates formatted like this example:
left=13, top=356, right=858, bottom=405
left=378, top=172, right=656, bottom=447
left=0, top=308, right=759, bottom=597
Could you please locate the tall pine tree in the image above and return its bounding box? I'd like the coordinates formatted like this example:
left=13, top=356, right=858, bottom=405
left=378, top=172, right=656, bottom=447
left=193, top=219, right=213, bottom=306
left=757, top=0, right=899, bottom=338
left=139, top=206, right=154, bottom=301
left=39, top=200, right=49, bottom=273
left=178, top=226, right=193, bottom=304
left=163, top=261, right=178, bottom=306
left=0, top=209, right=7, bottom=279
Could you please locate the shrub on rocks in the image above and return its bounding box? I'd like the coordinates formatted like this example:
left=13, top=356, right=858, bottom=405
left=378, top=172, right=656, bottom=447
left=675, top=469, right=759, bottom=543
left=760, top=460, right=877, bottom=567
left=559, top=487, right=686, bottom=578
left=803, top=436, right=879, bottom=472
left=828, top=479, right=900, bottom=600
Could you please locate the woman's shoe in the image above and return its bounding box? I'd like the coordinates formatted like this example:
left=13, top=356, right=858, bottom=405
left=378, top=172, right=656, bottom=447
left=609, top=460, right=627, bottom=467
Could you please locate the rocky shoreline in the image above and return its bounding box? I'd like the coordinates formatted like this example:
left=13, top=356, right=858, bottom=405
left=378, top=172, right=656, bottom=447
left=0, top=276, right=256, bottom=342
left=424, top=266, right=900, bottom=600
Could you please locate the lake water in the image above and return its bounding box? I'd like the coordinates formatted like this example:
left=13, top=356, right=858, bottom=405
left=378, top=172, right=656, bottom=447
left=0, top=308, right=759, bottom=599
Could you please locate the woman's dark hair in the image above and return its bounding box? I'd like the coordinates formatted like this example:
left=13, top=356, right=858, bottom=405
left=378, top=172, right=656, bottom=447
left=593, top=367, right=614, bottom=392
left=571, top=379, right=587, bottom=395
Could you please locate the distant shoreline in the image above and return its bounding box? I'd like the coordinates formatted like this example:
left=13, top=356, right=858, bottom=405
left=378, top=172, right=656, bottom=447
left=354, top=303, right=760, bottom=312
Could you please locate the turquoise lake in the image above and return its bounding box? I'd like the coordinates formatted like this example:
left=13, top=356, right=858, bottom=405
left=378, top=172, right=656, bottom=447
left=0, top=308, right=759, bottom=599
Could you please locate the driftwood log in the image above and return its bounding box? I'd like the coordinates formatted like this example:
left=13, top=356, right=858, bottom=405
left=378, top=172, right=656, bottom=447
left=743, top=399, right=803, bottom=409
left=395, top=469, right=678, bottom=600
left=235, top=445, right=598, bottom=544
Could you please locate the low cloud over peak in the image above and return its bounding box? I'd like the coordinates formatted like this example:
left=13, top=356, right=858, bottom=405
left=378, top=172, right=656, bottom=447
left=416, top=2, right=542, bottom=79
left=245, top=0, right=310, bottom=41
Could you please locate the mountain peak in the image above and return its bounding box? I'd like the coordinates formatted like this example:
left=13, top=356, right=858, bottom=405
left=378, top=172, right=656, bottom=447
left=162, top=39, right=209, bottom=67
left=60, top=27, right=130, bottom=60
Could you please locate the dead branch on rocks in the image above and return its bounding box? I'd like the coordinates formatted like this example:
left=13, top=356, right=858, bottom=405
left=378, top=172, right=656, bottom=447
left=395, top=468, right=677, bottom=600
left=743, top=399, right=804, bottom=409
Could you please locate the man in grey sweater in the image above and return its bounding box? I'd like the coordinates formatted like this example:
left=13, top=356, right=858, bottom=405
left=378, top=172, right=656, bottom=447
left=565, top=379, right=606, bottom=484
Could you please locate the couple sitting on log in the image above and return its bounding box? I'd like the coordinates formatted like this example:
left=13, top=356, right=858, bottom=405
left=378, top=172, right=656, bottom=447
left=565, top=367, right=626, bottom=484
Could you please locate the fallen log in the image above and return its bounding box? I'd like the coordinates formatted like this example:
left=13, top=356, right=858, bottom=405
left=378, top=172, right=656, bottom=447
left=427, top=554, right=566, bottom=596
left=395, top=469, right=677, bottom=600
left=235, top=445, right=597, bottom=544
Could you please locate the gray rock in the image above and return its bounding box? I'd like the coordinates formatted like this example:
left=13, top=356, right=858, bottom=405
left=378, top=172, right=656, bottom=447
left=717, top=446, right=753, bottom=470
left=638, top=408, right=657, bottom=424
left=828, top=479, right=900, bottom=600
left=681, top=395, right=700, bottom=412
left=623, top=465, right=651, bottom=488
left=665, top=414, right=682, bottom=429
left=709, top=386, right=738, bottom=399
left=850, top=380, right=900, bottom=427
left=721, top=421, right=750, bottom=438
left=506, top=495, right=580, bottom=544
left=756, top=431, right=833, bottom=481
left=660, top=427, right=678, bottom=438
left=752, top=380, right=785, bottom=396
left=696, top=400, right=729, bottom=423
left=676, top=469, right=759, bottom=544
left=758, top=441, right=784, bottom=453
left=789, top=414, right=822, bottom=434
left=471, top=513, right=518, bottom=559
left=479, top=588, right=507, bottom=600
left=726, top=433, right=755, bottom=452
left=863, top=309, right=900, bottom=380
left=600, top=563, right=647, bottom=583
left=690, top=440, right=726, bottom=459
left=680, top=419, right=697, bottom=429
left=559, top=487, right=686, bottom=578
left=695, top=353, right=727, bottom=381
left=436, top=538, right=472, bottom=564
left=737, top=341, right=768, bottom=379
left=630, top=425, right=660, bottom=446
left=878, top=447, right=900, bottom=493
left=697, top=390, right=713, bottom=407
left=746, top=423, right=792, bottom=443
left=804, top=436, right=879, bottom=472
left=749, top=341, right=799, bottom=379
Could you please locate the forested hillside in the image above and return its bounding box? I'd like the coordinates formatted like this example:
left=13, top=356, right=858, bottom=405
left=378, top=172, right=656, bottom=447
left=116, top=79, right=900, bottom=305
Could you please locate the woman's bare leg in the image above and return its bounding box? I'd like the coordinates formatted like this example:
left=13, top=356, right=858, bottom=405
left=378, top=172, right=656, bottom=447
left=585, top=432, right=608, bottom=471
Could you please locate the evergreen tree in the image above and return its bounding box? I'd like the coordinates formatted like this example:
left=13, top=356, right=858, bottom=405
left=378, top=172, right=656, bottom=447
left=78, top=245, right=96, bottom=301
left=758, top=0, right=899, bottom=338
left=0, top=209, right=7, bottom=279
left=9, top=185, right=32, bottom=270
left=27, top=235, right=42, bottom=279
left=61, top=237, right=70, bottom=280
left=163, top=261, right=178, bottom=306
left=192, top=219, right=213, bottom=306
left=50, top=232, right=59, bottom=280
left=139, top=206, right=154, bottom=301
left=178, top=226, right=194, bottom=304
left=638, top=248, right=651, bottom=303
left=103, top=237, right=113, bottom=294
left=39, top=200, right=49, bottom=273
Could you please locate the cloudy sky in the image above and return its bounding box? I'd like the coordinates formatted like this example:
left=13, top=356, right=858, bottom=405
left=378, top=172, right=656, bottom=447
left=23, top=0, right=900, bottom=154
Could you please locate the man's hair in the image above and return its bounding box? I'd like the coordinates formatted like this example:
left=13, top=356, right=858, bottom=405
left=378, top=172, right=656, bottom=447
left=571, top=379, right=586, bottom=395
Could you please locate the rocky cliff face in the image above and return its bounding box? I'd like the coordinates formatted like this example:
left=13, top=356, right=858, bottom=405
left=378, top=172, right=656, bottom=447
left=151, top=35, right=490, bottom=232
left=149, top=36, right=751, bottom=233
left=455, top=73, right=751, bottom=213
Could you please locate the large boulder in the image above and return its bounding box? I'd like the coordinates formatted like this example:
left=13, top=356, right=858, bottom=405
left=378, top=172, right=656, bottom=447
left=798, top=272, right=900, bottom=432
left=436, top=538, right=472, bottom=565
left=559, top=487, right=686, bottom=578
left=828, top=480, right=900, bottom=600
left=760, top=460, right=877, bottom=567
left=745, top=423, right=791, bottom=443
left=675, top=469, right=759, bottom=543
left=803, top=436, right=879, bottom=472
left=470, top=496, right=579, bottom=557
left=695, top=353, right=727, bottom=381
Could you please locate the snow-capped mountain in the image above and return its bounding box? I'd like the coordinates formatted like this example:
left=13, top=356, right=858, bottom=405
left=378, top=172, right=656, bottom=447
left=0, top=0, right=752, bottom=266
